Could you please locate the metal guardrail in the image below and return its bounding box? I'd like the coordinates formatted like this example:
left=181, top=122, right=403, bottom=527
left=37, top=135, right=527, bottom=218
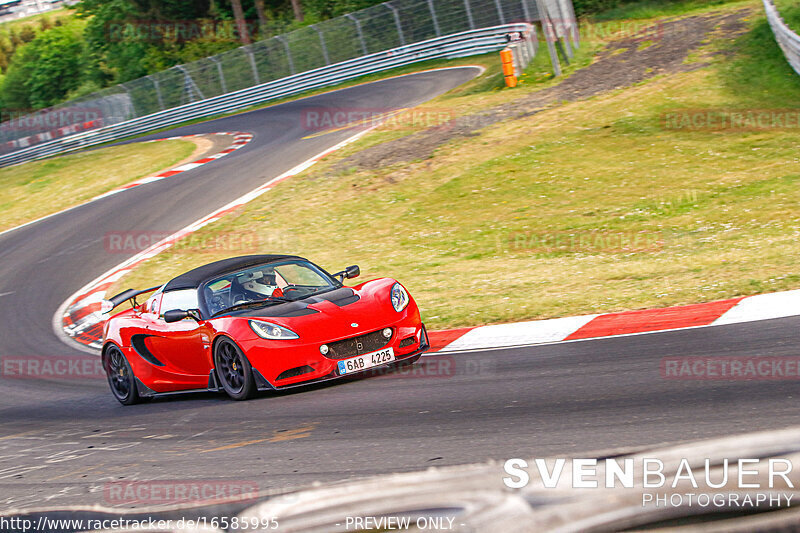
left=0, top=23, right=536, bottom=168
left=764, top=0, right=800, bottom=76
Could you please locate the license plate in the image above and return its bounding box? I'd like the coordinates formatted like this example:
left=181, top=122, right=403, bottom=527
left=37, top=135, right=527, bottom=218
left=336, top=347, right=395, bottom=375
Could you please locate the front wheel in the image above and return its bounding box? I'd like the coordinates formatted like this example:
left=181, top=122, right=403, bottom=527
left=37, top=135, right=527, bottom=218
left=214, top=337, right=256, bottom=401
left=104, top=345, right=141, bottom=405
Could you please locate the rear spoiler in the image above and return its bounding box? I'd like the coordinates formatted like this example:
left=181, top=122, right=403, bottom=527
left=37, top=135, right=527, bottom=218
left=101, top=285, right=161, bottom=313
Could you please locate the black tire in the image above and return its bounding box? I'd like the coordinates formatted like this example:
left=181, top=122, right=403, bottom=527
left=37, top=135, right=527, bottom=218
left=214, top=337, right=256, bottom=401
left=104, top=345, right=141, bottom=405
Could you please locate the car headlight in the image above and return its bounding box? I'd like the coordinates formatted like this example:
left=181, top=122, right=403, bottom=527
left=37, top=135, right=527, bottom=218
left=390, top=283, right=409, bottom=312
left=249, top=320, right=299, bottom=340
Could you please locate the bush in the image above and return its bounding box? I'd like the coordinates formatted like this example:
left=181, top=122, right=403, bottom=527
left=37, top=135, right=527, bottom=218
left=0, top=24, right=87, bottom=109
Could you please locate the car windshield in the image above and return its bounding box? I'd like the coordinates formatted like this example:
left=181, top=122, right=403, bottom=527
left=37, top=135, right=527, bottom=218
left=202, top=259, right=340, bottom=315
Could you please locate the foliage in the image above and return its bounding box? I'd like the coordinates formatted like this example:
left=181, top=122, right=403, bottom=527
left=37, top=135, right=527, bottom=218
left=0, top=21, right=87, bottom=110
left=774, top=0, right=800, bottom=29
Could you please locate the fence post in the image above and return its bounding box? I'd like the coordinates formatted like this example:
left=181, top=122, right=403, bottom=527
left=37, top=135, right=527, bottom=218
left=535, top=0, right=561, bottom=76
left=556, top=38, right=570, bottom=64
left=346, top=13, right=369, bottom=56
left=528, top=26, right=538, bottom=55
left=209, top=56, right=227, bottom=94
left=120, top=83, right=137, bottom=119
left=243, top=46, right=260, bottom=85
left=311, top=24, right=331, bottom=65
left=560, top=36, right=573, bottom=60
left=275, top=35, right=295, bottom=75
left=463, top=0, right=475, bottom=29
left=494, top=0, right=506, bottom=24
left=521, top=0, right=532, bottom=22
left=176, top=65, right=205, bottom=103
left=147, top=75, right=165, bottom=111
left=427, top=0, right=441, bottom=37
left=564, top=0, right=579, bottom=47
left=383, top=2, right=406, bottom=46
left=549, top=0, right=573, bottom=58
left=96, top=96, right=112, bottom=125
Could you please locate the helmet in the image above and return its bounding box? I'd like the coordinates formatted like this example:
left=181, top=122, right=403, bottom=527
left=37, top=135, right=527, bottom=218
left=238, top=271, right=277, bottom=296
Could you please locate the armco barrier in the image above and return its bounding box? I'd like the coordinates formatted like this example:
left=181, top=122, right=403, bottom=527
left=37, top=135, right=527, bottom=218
left=0, top=23, right=535, bottom=168
left=764, top=0, right=800, bottom=75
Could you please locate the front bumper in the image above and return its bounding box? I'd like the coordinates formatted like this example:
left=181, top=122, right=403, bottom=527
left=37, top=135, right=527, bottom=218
left=243, top=323, right=430, bottom=391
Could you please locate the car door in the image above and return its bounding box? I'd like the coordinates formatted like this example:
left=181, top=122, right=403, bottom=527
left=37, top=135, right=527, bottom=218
left=144, top=289, right=213, bottom=378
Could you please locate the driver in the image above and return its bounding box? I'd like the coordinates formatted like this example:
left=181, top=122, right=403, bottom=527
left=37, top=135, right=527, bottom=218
left=238, top=271, right=280, bottom=300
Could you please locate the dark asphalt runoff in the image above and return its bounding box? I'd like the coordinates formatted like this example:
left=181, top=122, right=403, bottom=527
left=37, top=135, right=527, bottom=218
left=0, top=67, right=799, bottom=510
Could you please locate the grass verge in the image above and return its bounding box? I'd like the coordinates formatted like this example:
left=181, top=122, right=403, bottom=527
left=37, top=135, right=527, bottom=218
left=774, top=0, right=800, bottom=28
left=0, top=139, right=196, bottom=232
left=111, top=2, right=800, bottom=330
left=590, top=0, right=748, bottom=21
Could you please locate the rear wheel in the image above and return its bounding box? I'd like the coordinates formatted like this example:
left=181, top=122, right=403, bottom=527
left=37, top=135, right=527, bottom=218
left=104, top=345, right=140, bottom=405
left=214, top=337, right=256, bottom=400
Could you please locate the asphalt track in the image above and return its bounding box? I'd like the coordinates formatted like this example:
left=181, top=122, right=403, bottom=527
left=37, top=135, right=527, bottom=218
left=0, top=67, right=799, bottom=510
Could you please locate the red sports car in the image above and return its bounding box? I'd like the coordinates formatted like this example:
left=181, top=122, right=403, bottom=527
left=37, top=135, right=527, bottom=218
left=101, top=255, right=429, bottom=404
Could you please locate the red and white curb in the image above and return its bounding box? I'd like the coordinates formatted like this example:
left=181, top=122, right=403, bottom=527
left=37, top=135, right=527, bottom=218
left=90, top=131, right=253, bottom=201
left=426, top=290, right=800, bottom=352
left=0, top=132, right=253, bottom=239
left=58, top=127, right=378, bottom=351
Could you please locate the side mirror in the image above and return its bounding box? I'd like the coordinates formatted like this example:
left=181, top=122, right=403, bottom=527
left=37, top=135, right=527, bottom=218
left=344, top=265, right=360, bottom=279
left=333, top=265, right=360, bottom=282
left=163, top=309, right=201, bottom=323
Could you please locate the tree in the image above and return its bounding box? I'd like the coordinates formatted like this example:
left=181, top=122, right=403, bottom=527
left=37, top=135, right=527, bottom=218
left=254, top=0, right=267, bottom=35
left=229, top=0, right=250, bottom=44
left=77, top=0, right=150, bottom=84
left=290, top=0, right=304, bottom=22
left=0, top=24, right=86, bottom=109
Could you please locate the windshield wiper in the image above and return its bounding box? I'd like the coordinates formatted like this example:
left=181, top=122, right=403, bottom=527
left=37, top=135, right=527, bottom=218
left=212, top=296, right=292, bottom=317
